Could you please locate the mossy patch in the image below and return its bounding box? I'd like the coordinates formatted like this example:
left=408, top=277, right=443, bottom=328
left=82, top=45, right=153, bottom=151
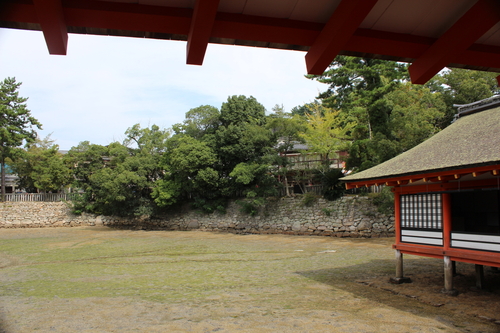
left=0, top=228, right=499, bottom=332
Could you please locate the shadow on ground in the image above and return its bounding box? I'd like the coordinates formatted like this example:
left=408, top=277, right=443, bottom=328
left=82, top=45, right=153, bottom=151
left=297, top=257, right=500, bottom=331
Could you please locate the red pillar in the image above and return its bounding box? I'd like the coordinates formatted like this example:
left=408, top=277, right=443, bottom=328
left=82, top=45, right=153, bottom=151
left=442, top=193, right=451, bottom=250
left=441, top=193, right=457, bottom=295
left=394, top=191, right=401, bottom=245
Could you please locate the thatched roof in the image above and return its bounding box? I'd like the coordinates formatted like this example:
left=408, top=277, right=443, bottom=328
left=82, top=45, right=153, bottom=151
left=342, top=103, right=500, bottom=184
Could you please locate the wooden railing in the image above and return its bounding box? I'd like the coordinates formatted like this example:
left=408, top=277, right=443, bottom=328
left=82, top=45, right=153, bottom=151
left=3, top=193, right=79, bottom=202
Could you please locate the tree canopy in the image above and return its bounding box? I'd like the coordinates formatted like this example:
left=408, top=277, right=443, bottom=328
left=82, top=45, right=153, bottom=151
left=153, top=95, right=279, bottom=213
left=308, top=57, right=499, bottom=172
left=5, top=63, right=499, bottom=213
left=10, top=135, right=71, bottom=193
left=0, top=77, right=42, bottom=200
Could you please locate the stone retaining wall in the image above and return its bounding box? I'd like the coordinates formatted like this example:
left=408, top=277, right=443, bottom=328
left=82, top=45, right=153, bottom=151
left=0, top=196, right=394, bottom=238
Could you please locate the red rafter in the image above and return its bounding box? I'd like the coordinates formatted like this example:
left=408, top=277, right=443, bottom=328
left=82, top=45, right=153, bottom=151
left=305, top=0, right=378, bottom=75
left=32, top=0, right=67, bottom=55
left=186, top=0, right=220, bottom=65
left=408, top=0, right=500, bottom=84
left=2, top=0, right=500, bottom=79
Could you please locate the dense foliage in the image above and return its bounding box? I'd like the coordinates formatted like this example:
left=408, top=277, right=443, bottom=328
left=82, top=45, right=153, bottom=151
left=9, top=136, right=71, bottom=193
left=5, top=62, right=499, bottom=215
left=0, top=77, right=42, bottom=200
left=308, top=57, right=500, bottom=172
left=154, top=95, right=280, bottom=214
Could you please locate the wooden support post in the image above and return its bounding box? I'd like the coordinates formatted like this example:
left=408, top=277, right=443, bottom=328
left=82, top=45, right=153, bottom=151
left=442, top=193, right=451, bottom=251
left=394, top=192, right=401, bottom=245
left=475, top=264, right=485, bottom=289
left=396, top=250, right=403, bottom=278
left=390, top=250, right=412, bottom=284
left=442, top=256, right=458, bottom=295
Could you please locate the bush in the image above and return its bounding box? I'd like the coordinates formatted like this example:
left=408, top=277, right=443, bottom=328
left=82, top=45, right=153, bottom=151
left=369, top=187, right=394, bottom=215
left=236, top=197, right=265, bottom=216
left=319, top=169, right=345, bottom=201
left=301, top=192, right=320, bottom=207
left=237, top=201, right=258, bottom=216
left=191, top=198, right=227, bottom=214
left=321, top=208, right=332, bottom=216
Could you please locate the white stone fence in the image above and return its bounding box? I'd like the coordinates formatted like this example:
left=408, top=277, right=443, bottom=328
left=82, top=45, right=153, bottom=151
left=0, top=196, right=394, bottom=238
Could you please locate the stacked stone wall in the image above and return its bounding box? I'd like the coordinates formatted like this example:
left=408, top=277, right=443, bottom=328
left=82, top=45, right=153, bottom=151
left=0, top=196, right=394, bottom=238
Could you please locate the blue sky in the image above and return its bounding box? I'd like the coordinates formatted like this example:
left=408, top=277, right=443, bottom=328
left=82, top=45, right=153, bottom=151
left=0, top=28, right=326, bottom=150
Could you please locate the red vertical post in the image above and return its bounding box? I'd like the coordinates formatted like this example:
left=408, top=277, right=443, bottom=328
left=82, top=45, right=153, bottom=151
left=442, top=193, right=451, bottom=250
left=441, top=192, right=458, bottom=294
left=394, top=191, right=401, bottom=245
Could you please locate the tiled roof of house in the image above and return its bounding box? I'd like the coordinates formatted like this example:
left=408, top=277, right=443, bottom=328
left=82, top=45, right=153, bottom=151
left=342, top=100, right=500, bottom=183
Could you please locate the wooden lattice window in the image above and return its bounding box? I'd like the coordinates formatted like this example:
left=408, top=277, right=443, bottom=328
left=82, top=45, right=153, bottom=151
left=401, top=193, right=442, bottom=230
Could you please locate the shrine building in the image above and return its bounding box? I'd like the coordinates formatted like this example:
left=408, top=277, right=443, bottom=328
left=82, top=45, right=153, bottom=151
left=342, top=96, right=500, bottom=294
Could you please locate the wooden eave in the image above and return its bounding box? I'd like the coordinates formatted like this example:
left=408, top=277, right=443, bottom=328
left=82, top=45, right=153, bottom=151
left=344, top=163, right=500, bottom=194
left=342, top=104, right=500, bottom=189
left=2, top=0, right=500, bottom=84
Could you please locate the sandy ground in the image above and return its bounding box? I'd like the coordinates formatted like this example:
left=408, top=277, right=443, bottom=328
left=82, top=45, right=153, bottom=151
left=0, top=227, right=499, bottom=333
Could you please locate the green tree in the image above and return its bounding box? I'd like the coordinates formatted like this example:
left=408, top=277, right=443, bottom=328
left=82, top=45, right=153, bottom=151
left=428, top=68, right=500, bottom=127
left=345, top=84, right=446, bottom=172
left=65, top=141, right=109, bottom=191
left=10, top=135, right=71, bottom=193
left=172, top=105, right=220, bottom=139
left=299, top=104, right=355, bottom=163
left=266, top=105, right=308, bottom=196
left=67, top=124, right=171, bottom=217
left=386, top=83, right=445, bottom=151
left=266, top=104, right=307, bottom=153
left=85, top=142, right=159, bottom=216
left=215, top=95, right=272, bottom=179
left=154, top=96, right=280, bottom=213
left=124, top=123, right=170, bottom=155
left=153, top=136, right=219, bottom=208
left=290, top=101, right=321, bottom=117
left=0, top=77, right=42, bottom=200
left=309, top=56, right=408, bottom=138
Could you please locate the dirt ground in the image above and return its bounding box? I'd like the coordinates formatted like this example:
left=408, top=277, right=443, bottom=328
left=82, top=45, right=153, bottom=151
left=0, top=227, right=499, bottom=333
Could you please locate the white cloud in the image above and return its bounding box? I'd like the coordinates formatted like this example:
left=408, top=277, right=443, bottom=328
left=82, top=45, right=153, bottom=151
left=0, top=28, right=325, bottom=149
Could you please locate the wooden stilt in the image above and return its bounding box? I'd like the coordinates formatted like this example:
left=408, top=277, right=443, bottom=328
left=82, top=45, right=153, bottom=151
left=442, top=256, right=458, bottom=295
left=390, top=250, right=411, bottom=284
left=475, top=264, right=485, bottom=289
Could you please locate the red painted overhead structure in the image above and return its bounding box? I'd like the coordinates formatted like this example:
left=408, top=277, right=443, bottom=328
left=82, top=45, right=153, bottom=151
left=1, top=0, right=500, bottom=84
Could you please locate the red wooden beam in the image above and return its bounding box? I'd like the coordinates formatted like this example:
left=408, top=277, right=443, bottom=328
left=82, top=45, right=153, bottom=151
left=344, top=164, right=500, bottom=190
left=186, top=0, right=220, bottom=65
left=437, top=175, right=459, bottom=182
left=408, top=0, right=500, bottom=84
left=63, top=1, right=191, bottom=35
left=305, top=0, right=378, bottom=75
left=32, top=0, right=68, bottom=55
left=3, top=0, right=500, bottom=74
left=394, top=243, right=445, bottom=258
left=395, top=178, right=500, bottom=195
left=0, top=2, right=38, bottom=22
left=212, top=13, right=321, bottom=47
left=444, top=249, right=500, bottom=266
